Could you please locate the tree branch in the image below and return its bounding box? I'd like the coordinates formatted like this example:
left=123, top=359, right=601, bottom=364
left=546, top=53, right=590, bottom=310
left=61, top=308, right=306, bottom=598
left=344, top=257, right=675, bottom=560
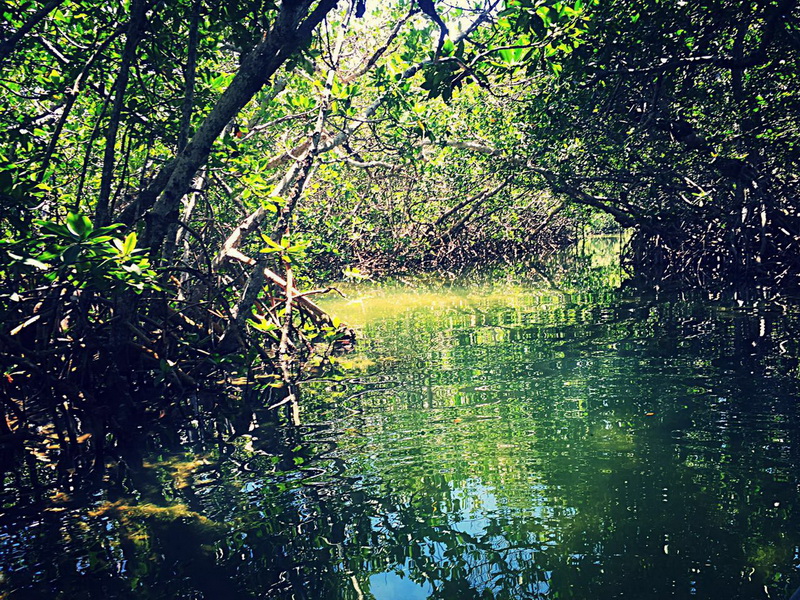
left=141, top=0, right=338, bottom=253
left=0, top=0, right=66, bottom=66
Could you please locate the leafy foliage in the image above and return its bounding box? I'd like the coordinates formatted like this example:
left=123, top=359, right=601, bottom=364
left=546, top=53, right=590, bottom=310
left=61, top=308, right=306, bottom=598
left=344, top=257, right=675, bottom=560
left=3, top=214, right=159, bottom=292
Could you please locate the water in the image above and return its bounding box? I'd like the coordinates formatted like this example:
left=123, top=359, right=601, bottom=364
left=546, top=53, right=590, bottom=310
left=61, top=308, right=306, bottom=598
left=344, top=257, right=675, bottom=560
left=2, top=248, right=800, bottom=599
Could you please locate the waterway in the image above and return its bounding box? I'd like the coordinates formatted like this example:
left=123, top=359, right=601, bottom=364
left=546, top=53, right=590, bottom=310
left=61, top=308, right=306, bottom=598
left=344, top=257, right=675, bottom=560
left=1, top=242, right=799, bottom=599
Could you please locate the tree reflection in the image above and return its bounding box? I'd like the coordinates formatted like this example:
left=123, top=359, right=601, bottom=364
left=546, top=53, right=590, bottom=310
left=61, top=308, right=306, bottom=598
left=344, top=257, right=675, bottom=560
left=1, top=270, right=799, bottom=599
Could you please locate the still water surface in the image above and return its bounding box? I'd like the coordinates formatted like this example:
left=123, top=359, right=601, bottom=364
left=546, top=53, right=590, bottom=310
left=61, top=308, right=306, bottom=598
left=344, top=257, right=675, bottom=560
left=2, top=258, right=800, bottom=599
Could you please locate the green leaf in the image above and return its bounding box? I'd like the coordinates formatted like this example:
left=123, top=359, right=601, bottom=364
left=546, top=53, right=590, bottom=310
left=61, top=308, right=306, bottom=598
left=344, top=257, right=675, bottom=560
left=37, top=250, right=60, bottom=261
left=537, top=5, right=553, bottom=26
left=259, top=234, right=284, bottom=253
left=61, top=244, right=82, bottom=265
left=37, top=220, right=71, bottom=238
left=442, top=38, right=455, bottom=56
left=122, top=232, right=137, bottom=256
left=248, top=317, right=278, bottom=332
left=88, top=224, right=124, bottom=239
left=66, top=212, right=93, bottom=240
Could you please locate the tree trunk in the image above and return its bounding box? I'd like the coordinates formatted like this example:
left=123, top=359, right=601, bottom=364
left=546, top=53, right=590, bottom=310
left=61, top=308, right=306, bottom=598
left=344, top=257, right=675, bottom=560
left=141, top=0, right=338, bottom=254
left=95, top=0, right=147, bottom=226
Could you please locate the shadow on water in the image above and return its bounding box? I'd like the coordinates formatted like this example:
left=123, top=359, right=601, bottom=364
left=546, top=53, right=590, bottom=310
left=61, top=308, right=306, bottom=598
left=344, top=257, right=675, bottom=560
left=1, top=237, right=800, bottom=599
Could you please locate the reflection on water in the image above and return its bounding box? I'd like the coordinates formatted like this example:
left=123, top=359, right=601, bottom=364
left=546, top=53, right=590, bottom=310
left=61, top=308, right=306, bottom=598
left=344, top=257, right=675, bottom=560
left=1, top=241, right=800, bottom=599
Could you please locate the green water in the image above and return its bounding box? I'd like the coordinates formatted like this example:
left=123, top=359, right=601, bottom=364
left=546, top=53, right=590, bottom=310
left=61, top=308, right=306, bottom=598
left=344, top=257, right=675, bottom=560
left=2, top=251, right=800, bottom=599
